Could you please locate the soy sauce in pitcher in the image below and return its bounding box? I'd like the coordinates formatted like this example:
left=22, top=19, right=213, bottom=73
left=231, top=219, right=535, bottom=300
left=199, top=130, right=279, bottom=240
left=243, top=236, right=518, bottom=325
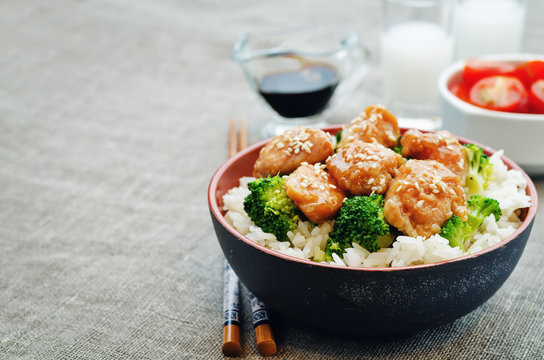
left=258, top=64, right=339, bottom=118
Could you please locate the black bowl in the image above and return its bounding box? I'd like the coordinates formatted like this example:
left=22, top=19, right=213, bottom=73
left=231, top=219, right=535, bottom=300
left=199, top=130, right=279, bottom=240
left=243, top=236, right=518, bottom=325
left=208, top=126, right=538, bottom=336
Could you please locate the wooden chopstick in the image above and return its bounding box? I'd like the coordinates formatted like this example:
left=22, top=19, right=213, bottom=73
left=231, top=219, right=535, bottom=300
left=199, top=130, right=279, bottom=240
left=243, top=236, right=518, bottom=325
left=238, top=118, right=247, bottom=152
left=222, top=119, right=243, bottom=357
left=222, top=260, right=242, bottom=357
left=222, top=118, right=277, bottom=357
left=228, top=117, right=238, bottom=159
left=249, top=293, right=276, bottom=356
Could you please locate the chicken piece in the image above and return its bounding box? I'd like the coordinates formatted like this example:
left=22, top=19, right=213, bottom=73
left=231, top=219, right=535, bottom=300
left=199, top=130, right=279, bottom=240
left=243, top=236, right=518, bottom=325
left=401, top=129, right=467, bottom=185
left=326, top=140, right=404, bottom=195
left=338, top=105, right=400, bottom=149
left=384, top=159, right=468, bottom=238
left=253, top=126, right=334, bottom=178
left=285, top=163, right=345, bottom=224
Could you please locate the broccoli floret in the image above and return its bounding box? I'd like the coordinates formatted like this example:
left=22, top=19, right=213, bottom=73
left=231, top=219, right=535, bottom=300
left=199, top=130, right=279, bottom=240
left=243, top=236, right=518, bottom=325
left=466, top=195, right=502, bottom=229
left=325, top=194, right=390, bottom=260
left=335, top=130, right=343, bottom=145
left=243, top=175, right=299, bottom=241
left=440, top=215, right=471, bottom=250
left=393, top=136, right=402, bottom=155
left=440, top=195, right=502, bottom=251
left=465, top=144, right=494, bottom=196
left=334, top=130, right=342, bottom=153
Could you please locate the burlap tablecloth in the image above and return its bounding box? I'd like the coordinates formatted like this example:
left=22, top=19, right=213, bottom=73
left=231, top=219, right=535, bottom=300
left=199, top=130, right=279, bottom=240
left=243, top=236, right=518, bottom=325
left=1, top=1, right=543, bottom=358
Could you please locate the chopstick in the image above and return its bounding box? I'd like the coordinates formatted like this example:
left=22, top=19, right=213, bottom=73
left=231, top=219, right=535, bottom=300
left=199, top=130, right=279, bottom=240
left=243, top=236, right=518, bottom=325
left=249, top=293, right=276, bottom=356
left=228, top=117, right=247, bottom=158
left=228, top=118, right=238, bottom=159
left=222, top=260, right=242, bottom=357
left=222, top=118, right=277, bottom=357
left=222, top=118, right=244, bottom=357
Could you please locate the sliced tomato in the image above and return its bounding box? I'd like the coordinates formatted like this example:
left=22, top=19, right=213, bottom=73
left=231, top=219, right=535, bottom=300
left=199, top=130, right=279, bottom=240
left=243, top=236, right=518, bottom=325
left=469, top=75, right=528, bottom=113
left=450, top=82, right=471, bottom=103
left=528, top=79, right=544, bottom=114
left=462, top=60, right=516, bottom=87
left=511, top=60, right=544, bottom=87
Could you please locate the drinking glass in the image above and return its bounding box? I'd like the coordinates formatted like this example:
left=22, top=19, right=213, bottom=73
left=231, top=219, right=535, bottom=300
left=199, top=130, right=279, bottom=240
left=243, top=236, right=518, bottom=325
left=453, top=0, right=527, bottom=60
left=381, top=0, right=453, bottom=130
left=232, top=27, right=370, bottom=138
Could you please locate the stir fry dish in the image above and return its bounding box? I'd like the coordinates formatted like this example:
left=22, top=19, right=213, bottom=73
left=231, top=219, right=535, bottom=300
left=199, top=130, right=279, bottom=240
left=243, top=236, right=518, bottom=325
left=223, top=105, right=531, bottom=267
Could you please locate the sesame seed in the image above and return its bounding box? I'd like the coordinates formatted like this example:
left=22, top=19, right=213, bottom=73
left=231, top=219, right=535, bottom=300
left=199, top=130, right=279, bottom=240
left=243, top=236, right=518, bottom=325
left=458, top=159, right=464, bottom=168
left=386, top=130, right=395, bottom=141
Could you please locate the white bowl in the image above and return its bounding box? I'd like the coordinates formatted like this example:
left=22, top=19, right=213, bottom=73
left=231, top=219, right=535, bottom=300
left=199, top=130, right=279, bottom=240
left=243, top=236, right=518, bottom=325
left=439, top=53, right=544, bottom=175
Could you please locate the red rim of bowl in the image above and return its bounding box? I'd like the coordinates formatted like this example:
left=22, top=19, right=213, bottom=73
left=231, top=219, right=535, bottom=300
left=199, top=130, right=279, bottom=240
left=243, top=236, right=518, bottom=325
left=208, top=126, right=538, bottom=272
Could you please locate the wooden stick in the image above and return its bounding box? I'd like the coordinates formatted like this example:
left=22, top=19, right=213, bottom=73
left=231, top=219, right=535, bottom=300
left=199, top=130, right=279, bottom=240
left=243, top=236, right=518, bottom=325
left=228, top=117, right=238, bottom=159
left=238, top=118, right=247, bottom=152
left=222, top=260, right=242, bottom=357
left=254, top=324, right=276, bottom=356
left=249, top=293, right=277, bottom=356
left=240, top=121, right=276, bottom=355
left=222, top=324, right=241, bottom=356
left=223, top=120, right=242, bottom=357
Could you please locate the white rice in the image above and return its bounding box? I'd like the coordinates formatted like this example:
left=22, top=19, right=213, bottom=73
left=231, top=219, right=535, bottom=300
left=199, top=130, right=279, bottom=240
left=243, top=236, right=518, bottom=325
left=222, top=151, right=531, bottom=267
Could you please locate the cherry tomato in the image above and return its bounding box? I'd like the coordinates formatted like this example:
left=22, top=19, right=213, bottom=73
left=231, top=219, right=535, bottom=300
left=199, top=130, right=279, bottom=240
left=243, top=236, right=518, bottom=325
left=450, top=82, right=471, bottom=103
left=462, top=60, right=516, bottom=87
left=469, top=76, right=528, bottom=113
left=528, top=79, right=544, bottom=114
left=511, top=60, right=544, bottom=87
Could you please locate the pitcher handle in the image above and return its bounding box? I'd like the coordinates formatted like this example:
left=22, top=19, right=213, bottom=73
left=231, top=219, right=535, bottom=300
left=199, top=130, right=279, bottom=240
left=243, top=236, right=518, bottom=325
left=331, top=38, right=371, bottom=108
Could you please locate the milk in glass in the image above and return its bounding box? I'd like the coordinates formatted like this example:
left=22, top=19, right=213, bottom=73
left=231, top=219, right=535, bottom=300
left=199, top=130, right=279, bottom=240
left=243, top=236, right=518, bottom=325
left=382, top=21, right=454, bottom=105
left=381, top=0, right=453, bottom=129
left=454, top=0, right=526, bottom=60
